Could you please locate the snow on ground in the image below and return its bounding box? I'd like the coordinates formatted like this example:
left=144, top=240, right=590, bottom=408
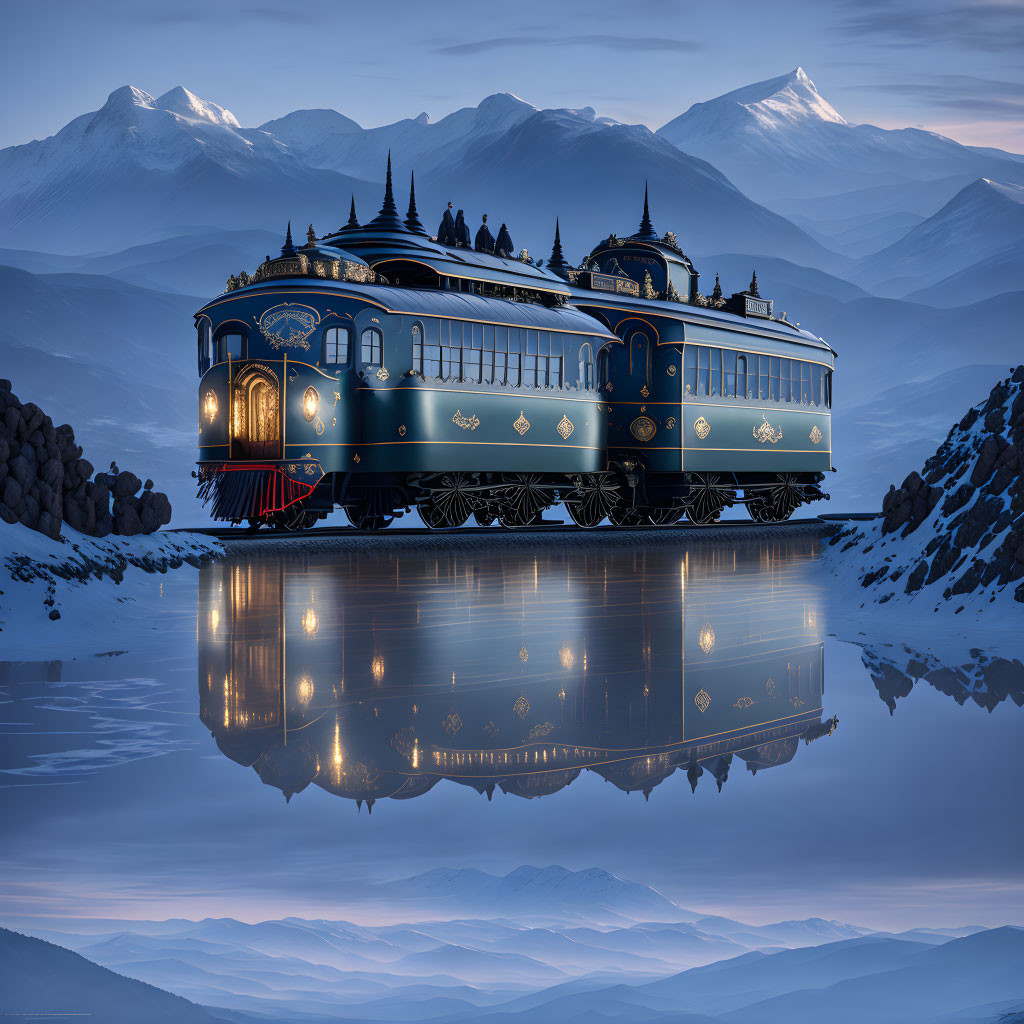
left=0, top=523, right=221, bottom=659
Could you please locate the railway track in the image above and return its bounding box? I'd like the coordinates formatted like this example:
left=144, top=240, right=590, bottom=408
left=176, top=512, right=878, bottom=543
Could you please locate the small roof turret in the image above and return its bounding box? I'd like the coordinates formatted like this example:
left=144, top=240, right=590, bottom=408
left=749, top=269, right=759, bottom=297
left=280, top=221, right=296, bottom=257
left=343, top=195, right=360, bottom=231
left=712, top=273, right=723, bottom=303
left=404, top=170, right=426, bottom=235
left=547, top=218, right=569, bottom=279
left=366, top=151, right=405, bottom=232
left=634, top=181, right=658, bottom=241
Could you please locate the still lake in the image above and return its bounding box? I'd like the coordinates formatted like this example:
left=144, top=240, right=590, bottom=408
left=2, top=534, right=1022, bottom=927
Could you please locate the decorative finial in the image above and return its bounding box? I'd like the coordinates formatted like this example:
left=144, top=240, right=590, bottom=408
left=404, top=170, right=425, bottom=234
left=367, top=150, right=404, bottom=231
left=306, top=223, right=316, bottom=246
left=712, top=272, right=723, bottom=303
left=749, top=269, right=759, bottom=297
left=280, top=221, right=296, bottom=257
left=637, top=180, right=656, bottom=239
left=345, top=194, right=359, bottom=230
left=547, top=217, right=569, bottom=277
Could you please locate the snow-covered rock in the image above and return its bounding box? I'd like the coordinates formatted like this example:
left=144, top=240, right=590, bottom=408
left=824, top=365, right=1024, bottom=623
left=0, top=520, right=220, bottom=657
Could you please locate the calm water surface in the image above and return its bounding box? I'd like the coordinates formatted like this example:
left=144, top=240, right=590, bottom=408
left=2, top=537, right=1021, bottom=925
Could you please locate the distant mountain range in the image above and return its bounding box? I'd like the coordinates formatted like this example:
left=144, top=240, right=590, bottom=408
left=3, top=870, right=1015, bottom=1024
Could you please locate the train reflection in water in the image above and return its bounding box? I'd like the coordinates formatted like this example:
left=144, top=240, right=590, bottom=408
left=198, top=539, right=836, bottom=808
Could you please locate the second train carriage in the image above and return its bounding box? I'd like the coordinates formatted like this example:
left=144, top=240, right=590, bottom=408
left=195, top=161, right=835, bottom=529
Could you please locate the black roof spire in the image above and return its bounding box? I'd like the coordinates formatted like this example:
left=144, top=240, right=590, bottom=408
left=344, top=194, right=359, bottom=230
left=547, top=218, right=569, bottom=277
left=368, top=151, right=404, bottom=231
left=749, top=269, right=759, bottom=296
left=636, top=180, right=657, bottom=240
left=280, top=221, right=296, bottom=256
left=404, top=170, right=426, bottom=234
left=712, top=273, right=723, bottom=302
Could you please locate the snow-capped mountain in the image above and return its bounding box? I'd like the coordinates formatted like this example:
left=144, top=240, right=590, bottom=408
left=657, top=68, right=1024, bottom=251
left=0, top=85, right=379, bottom=250
left=855, top=178, right=1024, bottom=297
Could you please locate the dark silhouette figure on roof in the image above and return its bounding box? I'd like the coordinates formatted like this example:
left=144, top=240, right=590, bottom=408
left=454, top=209, right=471, bottom=247
left=475, top=213, right=496, bottom=253
left=495, top=223, right=514, bottom=258
left=437, top=202, right=456, bottom=245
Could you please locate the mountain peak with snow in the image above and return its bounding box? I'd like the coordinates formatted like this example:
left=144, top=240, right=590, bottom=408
left=155, top=86, right=240, bottom=127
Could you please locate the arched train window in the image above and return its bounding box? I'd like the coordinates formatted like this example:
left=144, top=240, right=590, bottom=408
left=578, top=343, right=594, bottom=390
left=216, top=331, right=246, bottom=363
left=411, top=322, right=425, bottom=375
left=323, top=326, right=350, bottom=367
left=197, top=322, right=212, bottom=377
left=361, top=327, right=383, bottom=368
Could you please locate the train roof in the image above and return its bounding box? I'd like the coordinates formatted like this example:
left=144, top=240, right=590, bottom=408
left=196, top=277, right=619, bottom=339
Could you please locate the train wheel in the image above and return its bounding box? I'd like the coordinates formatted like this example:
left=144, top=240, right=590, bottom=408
left=495, top=473, right=550, bottom=527
left=767, top=473, right=803, bottom=521
left=273, top=504, right=311, bottom=531
left=685, top=473, right=734, bottom=526
left=648, top=506, right=683, bottom=526
left=565, top=473, right=619, bottom=529
left=344, top=503, right=394, bottom=531
left=419, top=472, right=475, bottom=529
left=745, top=498, right=775, bottom=523
left=608, top=506, right=645, bottom=527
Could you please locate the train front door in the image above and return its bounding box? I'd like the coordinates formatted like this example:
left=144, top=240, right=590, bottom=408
left=233, top=366, right=281, bottom=460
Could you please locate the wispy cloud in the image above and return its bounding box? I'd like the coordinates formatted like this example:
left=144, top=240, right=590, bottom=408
left=862, top=74, right=1024, bottom=121
left=838, top=0, right=1024, bottom=52
left=431, top=34, right=701, bottom=56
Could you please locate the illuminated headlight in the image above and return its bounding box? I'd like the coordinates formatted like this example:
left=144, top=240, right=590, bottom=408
left=203, top=390, right=218, bottom=423
left=303, top=386, right=320, bottom=421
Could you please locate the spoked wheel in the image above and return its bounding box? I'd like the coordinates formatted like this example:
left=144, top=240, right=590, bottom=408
left=685, top=473, right=735, bottom=526
left=648, top=506, right=683, bottom=526
left=747, top=474, right=803, bottom=524
left=474, top=508, right=497, bottom=527
left=565, top=473, right=620, bottom=529
left=495, top=473, right=551, bottom=529
left=273, top=504, right=315, bottom=531
left=608, top=505, right=646, bottom=527
left=419, top=472, right=477, bottom=529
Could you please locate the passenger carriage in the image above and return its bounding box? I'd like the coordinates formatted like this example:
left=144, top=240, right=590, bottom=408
left=194, top=160, right=834, bottom=529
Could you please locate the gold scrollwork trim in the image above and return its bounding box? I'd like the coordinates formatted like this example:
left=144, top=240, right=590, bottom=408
left=556, top=415, right=574, bottom=439
left=452, top=409, right=480, bottom=430
left=513, top=411, right=531, bottom=436
left=693, top=416, right=710, bottom=440
left=810, top=425, right=822, bottom=445
left=753, top=415, right=784, bottom=444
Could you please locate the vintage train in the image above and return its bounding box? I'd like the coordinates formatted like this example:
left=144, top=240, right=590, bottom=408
left=195, top=159, right=835, bottom=529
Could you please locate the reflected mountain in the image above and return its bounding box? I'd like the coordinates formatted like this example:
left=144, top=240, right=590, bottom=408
left=198, top=540, right=836, bottom=807
left=857, top=643, right=1024, bottom=715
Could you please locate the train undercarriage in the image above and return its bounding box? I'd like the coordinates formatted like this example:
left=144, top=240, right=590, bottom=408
left=207, top=465, right=829, bottom=532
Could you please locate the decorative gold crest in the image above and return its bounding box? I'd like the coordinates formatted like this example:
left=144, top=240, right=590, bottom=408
left=766, top=677, right=776, bottom=698
left=667, top=364, right=677, bottom=376
left=698, top=622, right=715, bottom=654
left=630, top=415, right=657, bottom=442
left=734, top=697, right=754, bottom=709
left=452, top=409, right=480, bottom=430
left=513, top=411, right=531, bottom=436
left=665, top=417, right=676, bottom=430
left=694, top=689, right=711, bottom=712
left=514, top=694, right=530, bottom=718
left=442, top=708, right=463, bottom=737
left=257, top=303, right=321, bottom=351
left=353, top=453, right=361, bottom=463
left=376, top=366, right=389, bottom=382
left=528, top=721, right=555, bottom=740
left=810, top=425, right=822, bottom=445
left=753, top=415, right=784, bottom=445
left=790, top=695, right=805, bottom=708
left=314, top=418, right=325, bottom=435
left=398, top=424, right=407, bottom=436
left=694, top=416, right=711, bottom=440
left=518, top=644, right=529, bottom=662
left=556, top=415, right=574, bottom=439
left=640, top=385, right=650, bottom=398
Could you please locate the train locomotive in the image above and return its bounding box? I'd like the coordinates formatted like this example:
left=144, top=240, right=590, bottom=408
left=195, top=159, right=835, bottom=530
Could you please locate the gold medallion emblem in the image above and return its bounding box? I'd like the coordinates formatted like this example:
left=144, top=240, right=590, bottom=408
left=694, top=689, right=711, bottom=713
left=694, top=416, right=711, bottom=440
left=810, top=425, right=822, bottom=445
left=376, top=366, right=389, bottom=382
left=667, top=364, right=677, bottom=376
left=640, top=385, right=650, bottom=398
left=753, top=415, right=784, bottom=445
left=665, top=417, right=677, bottom=430
left=630, top=415, right=657, bottom=442
left=513, top=411, right=531, bottom=436
left=452, top=410, right=480, bottom=430
left=398, top=424, right=407, bottom=436
left=514, top=694, right=530, bottom=718
left=556, top=415, right=574, bottom=439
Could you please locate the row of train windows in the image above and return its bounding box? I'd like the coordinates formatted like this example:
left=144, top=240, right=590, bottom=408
left=683, top=346, right=832, bottom=407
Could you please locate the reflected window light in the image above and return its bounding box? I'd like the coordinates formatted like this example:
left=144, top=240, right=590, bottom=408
left=302, top=608, right=319, bottom=637
left=371, top=654, right=385, bottom=683
left=698, top=622, right=715, bottom=654
left=209, top=607, right=220, bottom=634
left=559, top=643, right=575, bottom=669
left=297, top=676, right=314, bottom=704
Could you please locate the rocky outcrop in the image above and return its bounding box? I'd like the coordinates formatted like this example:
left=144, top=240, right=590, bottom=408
left=828, top=365, right=1024, bottom=612
left=0, top=379, right=172, bottom=539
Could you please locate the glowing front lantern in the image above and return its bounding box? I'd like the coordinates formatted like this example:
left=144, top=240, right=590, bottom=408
left=301, top=608, right=319, bottom=636
left=371, top=654, right=385, bottom=683
left=203, top=390, right=218, bottom=423
left=297, top=675, right=314, bottom=704
left=302, top=386, right=320, bottom=421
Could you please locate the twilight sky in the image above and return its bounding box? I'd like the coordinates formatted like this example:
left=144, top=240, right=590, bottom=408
left=1, top=0, right=1022, bottom=150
